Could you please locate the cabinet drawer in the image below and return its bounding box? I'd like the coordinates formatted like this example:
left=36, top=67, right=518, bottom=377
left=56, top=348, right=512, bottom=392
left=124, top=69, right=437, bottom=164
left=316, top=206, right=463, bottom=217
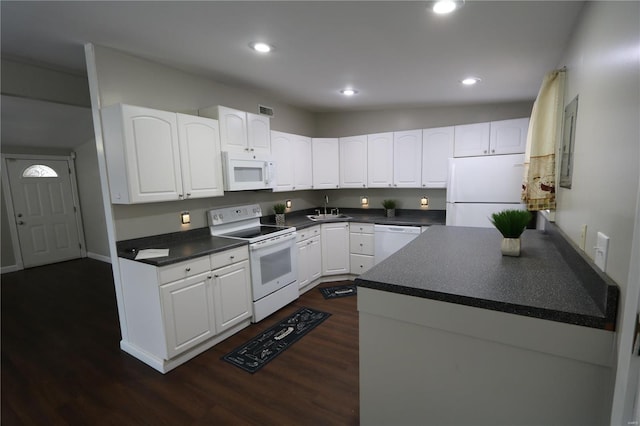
left=158, top=256, right=211, bottom=284
left=350, top=254, right=374, bottom=275
left=296, top=225, right=320, bottom=242
left=350, top=233, right=374, bottom=255
left=210, top=246, right=249, bottom=270
left=350, top=223, right=374, bottom=234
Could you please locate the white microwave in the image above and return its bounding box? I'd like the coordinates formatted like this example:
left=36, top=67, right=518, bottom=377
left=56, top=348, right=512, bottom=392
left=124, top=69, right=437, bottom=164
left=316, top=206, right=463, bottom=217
left=222, top=151, right=276, bottom=191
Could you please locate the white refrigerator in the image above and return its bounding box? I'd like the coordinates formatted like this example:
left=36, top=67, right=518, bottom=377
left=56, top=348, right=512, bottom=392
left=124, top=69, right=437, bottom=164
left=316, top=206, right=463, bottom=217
left=446, top=154, right=526, bottom=227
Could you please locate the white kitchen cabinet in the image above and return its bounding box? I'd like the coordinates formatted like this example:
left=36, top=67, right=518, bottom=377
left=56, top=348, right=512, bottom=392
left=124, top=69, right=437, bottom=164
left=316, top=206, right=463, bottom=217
left=367, top=132, right=394, bottom=188
left=321, top=222, right=350, bottom=275
left=296, top=226, right=322, bottom=290
left=349, top=223, right=375, bottom=275
left=271, top=131, right=295, bottom=191
left=101, top=104, right=224, bottom=203
left=312, top=138, right=340, bottom=189
left=271, top=131, right=313, bottom=191
left=489, top=118, right=529, bottom=155
left=454, top=118, right=528, bottom=157
left=393, top=130, right=422, bottom=187
left=160, top=270, right=216, bottom=359
left=101, top=104, right=182, bottom=204
left=118, top=245, right=252, bottom=373
left=422, top=126, right=454, bottom=188
left=209, top=105, right=271, bottom=156
left=176, top=113, right=224, bottom=198
left=340, top=135, right=368, bottom=188
left=453, top=122, right=491, bottom=158
left=212, top=259, right=252, bottom=333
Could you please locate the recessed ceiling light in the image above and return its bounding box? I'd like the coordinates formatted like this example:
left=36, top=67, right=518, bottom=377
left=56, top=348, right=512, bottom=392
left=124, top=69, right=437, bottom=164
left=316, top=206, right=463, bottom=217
left=461, top=77, right=481, bottom=86
left=340, top=89, right=358, bottom=96
left=249, top=42, right=273, bottom=53
left=432, top=0, right=464, bottom=15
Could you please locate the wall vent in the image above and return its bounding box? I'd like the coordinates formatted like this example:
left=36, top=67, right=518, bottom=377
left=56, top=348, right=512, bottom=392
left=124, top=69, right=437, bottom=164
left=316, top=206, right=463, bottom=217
left=258, top=104, right=274, bottom=117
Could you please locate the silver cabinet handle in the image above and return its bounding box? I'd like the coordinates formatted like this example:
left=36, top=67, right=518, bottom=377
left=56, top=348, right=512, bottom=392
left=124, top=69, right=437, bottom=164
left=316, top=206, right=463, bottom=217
left=185, top=267, right=191, bottom=272
left=17, top=221, right=24, bottom=225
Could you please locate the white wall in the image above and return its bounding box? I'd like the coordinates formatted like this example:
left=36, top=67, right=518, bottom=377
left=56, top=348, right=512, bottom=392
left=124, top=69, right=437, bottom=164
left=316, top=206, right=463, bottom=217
left=553, top=3, right=640, bottom=423
left=556, top=2, right=639, bottom=297
left=74, top=139, right=110, bottom=259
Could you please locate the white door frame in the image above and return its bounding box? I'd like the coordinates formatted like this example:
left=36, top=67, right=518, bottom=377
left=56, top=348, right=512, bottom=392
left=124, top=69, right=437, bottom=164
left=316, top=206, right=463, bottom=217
left=1, top=153, right=87, bottom=271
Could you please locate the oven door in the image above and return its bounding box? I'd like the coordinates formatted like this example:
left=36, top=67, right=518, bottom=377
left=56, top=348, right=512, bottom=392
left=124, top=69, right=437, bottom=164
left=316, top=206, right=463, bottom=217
left=249, top=232, right=297, bottom=301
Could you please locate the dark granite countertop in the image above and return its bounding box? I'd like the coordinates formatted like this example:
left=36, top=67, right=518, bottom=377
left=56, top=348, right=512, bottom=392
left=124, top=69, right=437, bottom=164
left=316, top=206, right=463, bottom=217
left=263, top=208, right=446, bottom=229
left=117, top=228, right=246, bottom=267
left=355, top=224, right=619, bottom=330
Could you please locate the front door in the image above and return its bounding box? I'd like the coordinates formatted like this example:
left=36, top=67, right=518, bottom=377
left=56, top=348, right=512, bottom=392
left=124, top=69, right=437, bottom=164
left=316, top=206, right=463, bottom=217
left=6, top=158, right=82, bottom=268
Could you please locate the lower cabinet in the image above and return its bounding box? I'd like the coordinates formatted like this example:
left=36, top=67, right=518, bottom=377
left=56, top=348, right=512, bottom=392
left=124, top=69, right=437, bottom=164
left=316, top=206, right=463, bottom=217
left=349, top=223, right=375, bottom=275
left=296, top=225, right=322, bottom=289
left=321, top=222, right=350, bottom=275
left=118, top=245, right=252, bottom=373
left=161, top=271, right=216, bottom=359
left=212, top=259, right=252, bottom=333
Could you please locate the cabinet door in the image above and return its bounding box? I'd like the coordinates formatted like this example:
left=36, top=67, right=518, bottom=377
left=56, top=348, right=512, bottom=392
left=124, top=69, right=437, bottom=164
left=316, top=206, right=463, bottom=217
left=218, top=106, right=248, bottom=153
left=393, top=130, right=422, bottom=187
left=271, top=131, right=295, bottom=191
left=454, top=122, right=491, bottom=157
left=247, top=112, right=271, bottom=156
left=312, top=138, right=340, bottom=189
left=161, top=272, right=216, bottom=359
left=340, top=135, right=368, bottom=188
left=103, top=104, right=183, bottom=204
left=367, top=132, right=394, bottom=188
left=350, top=233, right=375, bottom=255
left=490, top=118, right=529, bottom=155
left=212, top=260, right=252, bottom=332
left=293, top=135, right=313, bottom=190
left=321, top=222, right=350, bottom=275
left=177, top=114, right=224, bottom=199
left=296, top=240, right=310, bottom=289
left=308, top=236, right=322, bottom=282
left=422, top=126, right=454, bottom=188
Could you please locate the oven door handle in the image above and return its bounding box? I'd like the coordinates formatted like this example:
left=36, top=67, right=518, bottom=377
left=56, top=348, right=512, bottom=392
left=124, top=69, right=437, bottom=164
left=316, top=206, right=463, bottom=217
left=250, top=232, right=297, bottom=250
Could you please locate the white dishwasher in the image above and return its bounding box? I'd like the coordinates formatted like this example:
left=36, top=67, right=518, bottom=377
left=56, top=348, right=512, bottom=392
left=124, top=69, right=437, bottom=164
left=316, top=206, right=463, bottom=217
left=374, top=225, right=422, bottom=264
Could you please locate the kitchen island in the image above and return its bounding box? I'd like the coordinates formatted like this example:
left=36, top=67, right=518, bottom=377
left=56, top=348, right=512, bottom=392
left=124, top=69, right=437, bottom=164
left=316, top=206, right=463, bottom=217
left=355, top=224, right=618, bottom=425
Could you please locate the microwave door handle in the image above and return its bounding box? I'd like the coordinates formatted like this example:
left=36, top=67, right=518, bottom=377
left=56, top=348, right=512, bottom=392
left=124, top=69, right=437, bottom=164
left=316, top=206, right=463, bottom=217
left=264, top=162, right=271, bottom=184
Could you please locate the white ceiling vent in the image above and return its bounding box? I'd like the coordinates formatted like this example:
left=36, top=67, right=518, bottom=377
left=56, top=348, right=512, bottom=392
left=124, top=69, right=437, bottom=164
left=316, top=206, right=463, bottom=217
left=258, top=104, right=274, bottom=117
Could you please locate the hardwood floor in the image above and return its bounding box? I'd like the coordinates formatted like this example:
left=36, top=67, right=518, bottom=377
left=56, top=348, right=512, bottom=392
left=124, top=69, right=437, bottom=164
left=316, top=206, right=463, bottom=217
left=1, top=259, right=359, bottom=425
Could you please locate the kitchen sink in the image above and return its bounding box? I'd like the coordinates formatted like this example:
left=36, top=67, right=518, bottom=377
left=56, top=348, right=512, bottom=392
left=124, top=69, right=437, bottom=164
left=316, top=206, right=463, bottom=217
left=306, top=213, right=352, bottom=221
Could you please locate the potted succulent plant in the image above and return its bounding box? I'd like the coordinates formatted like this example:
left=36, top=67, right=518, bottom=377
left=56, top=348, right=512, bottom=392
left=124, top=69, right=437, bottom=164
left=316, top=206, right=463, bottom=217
left=273, top=203, right=287, bottom=226
left=490, top=209, right=532, bottom=256
left=382, top=199, right=397, bottom=218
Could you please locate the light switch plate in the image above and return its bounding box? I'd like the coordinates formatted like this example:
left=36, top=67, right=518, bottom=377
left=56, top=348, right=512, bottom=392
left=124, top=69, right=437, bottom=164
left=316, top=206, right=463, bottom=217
left=594, top=232, right=609, bottom=272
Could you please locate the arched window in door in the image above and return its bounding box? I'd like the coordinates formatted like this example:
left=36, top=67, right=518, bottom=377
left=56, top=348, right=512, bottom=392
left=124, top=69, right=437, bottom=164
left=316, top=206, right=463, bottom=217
left=21, top=165, right=58, bottom=178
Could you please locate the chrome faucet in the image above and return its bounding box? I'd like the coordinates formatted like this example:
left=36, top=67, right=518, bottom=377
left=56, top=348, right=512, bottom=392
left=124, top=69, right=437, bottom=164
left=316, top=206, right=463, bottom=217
left=324, top=195, right=329, bottom=215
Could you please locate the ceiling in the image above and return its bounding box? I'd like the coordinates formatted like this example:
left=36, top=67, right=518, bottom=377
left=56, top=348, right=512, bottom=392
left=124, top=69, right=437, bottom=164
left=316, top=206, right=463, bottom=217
left=0, top=1, right=584, bottom=148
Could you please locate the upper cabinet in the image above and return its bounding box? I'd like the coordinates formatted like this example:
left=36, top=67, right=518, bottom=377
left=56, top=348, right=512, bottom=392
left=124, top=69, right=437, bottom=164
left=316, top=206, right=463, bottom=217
left=312, top=138, right=340, bottom=189
left=340, top=135, right=368, bottom=188
left=489, top=118, right=530, bottom=156
left=422, top=126, right=454, bottom=188
left=207, top=105, right=271, bottom=156
left=454, top=118, right=529, bottom=157
left=176, top=114, right=224, bottom=199
left=393, top=130, right=422, bottom=188
left=271, top=131, right=312, bottom=191
left=367, top=132, right=394, bottom=188
left=101, top=104, right=223, bottom=204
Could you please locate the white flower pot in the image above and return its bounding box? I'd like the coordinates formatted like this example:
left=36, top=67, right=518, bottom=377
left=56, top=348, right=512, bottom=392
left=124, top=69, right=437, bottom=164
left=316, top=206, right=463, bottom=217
left=501, top=237, right=521, bottom=257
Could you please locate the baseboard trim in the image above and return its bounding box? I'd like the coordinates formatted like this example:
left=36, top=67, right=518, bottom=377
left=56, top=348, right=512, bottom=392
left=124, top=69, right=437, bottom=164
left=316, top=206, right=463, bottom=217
left=87, top=252, right=111, bottom=263
left=1, top=264, right=22, bottom=274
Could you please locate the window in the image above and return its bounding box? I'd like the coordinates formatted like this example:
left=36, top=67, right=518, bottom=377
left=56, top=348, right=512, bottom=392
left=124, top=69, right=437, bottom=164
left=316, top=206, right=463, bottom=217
left=22, top=164, right=58, bottom=178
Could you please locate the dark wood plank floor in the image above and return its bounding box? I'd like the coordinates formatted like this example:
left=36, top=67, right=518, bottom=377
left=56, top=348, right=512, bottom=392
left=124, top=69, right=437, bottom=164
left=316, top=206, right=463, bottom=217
left=1, top=259, right=359, bottom=425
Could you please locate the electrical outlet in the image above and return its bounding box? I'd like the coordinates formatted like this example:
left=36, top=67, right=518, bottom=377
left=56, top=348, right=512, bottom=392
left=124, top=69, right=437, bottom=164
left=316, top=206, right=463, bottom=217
left=579, top=224, right=587, bottom=251
left=594, top=232, right=610, bottom=272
